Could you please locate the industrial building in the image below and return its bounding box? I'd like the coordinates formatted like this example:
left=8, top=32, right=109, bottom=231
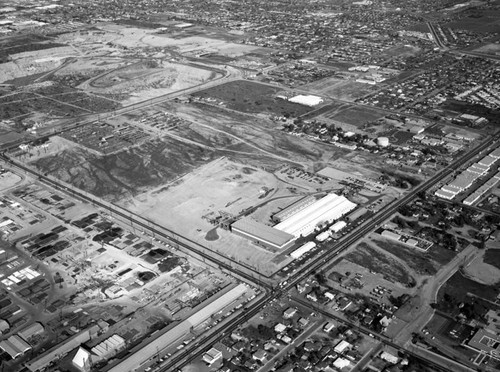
left=231, top=193, right=355, bottom=248
left=345, top=207, right=367, bottom=222
left=105, top=284, right=247, bottom=372
left=288, top=94, right=323, bottom=107
left=478, top=155, right=497, bottom=168
left=0, top=335, right=31, bottom=359
left=271, top=196, right=316, bottom=223
left=290, top=241, right=316, bottom=259
left=25, top=323, right=103, bottom=371
left=315, top=231, right=330, bottom=242
left=18, top=322, right=44, bottom=341
left=72, top=347, right=92, bottom=372
left=489, top=147, right=500, bottom=159
left=330, top=220, right=347, bottom=233
left=231, top=217, right=295, bottom=250
left=274, top=194, right=356, bottom=238
left=436, top=150, right=500, bottom=201
left=91, top=334, right=126, bottom=361
left=381, top=230, right=401, bottom=241
left=463, top=171, right=500, bottom=205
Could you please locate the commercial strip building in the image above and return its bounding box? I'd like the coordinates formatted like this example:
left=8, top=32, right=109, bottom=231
left=105, top=284, right=247, bottom=372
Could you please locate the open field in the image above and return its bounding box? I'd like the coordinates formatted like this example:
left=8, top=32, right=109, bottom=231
left=316, top=79, right=378, bottom=101
left=472, top=43, right=500, bottom=55
left=343, top=242, right=415, bottom=286
left=322, top=105, right=386, bottom=127
left=191, top=80, right=314, bottom=117
left=380, top=45, right=422, bottom=58
left=444, top=9, right=500, bottom=33
left=372, top=237, right=456, bottom=276
left=438, top=271, right=500, bottom=304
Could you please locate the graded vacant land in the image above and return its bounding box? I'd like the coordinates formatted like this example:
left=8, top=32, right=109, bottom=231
left=0, top=34, right=65, bottom=64
left=83, top=60, right=219, bottom=105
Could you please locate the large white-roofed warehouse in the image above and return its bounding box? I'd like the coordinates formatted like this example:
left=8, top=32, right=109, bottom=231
left=273, top=193, right=356, bottom=238
left=231, top=217, right=296, bottom=250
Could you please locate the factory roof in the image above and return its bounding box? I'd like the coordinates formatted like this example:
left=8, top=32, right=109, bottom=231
left=274, top=194, right=356, bottom=238
left=288, top=94, right=324, bottom=107
left=26, top=326, right=98, bottom=371
left=232, top=217, right=295, bottom=248
left=290, top=241, right=316, bottom=259
left=478, top=155, right=497, bottom=167
left=18, top=322, right=44, bottom=341
left=435, top=188, right=457, bottom=200
left=489, top=147, right=500, bottom=159
left=0, top=335, right=31, bottom=359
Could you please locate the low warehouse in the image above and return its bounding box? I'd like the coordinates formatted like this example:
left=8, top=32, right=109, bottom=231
left=231, top=217, right=295, bottom=250
left=290, top=241, right=316, bottom=259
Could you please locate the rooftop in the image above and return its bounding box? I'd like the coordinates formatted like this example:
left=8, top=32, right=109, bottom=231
left=231, top=217, right=295, bottom=248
